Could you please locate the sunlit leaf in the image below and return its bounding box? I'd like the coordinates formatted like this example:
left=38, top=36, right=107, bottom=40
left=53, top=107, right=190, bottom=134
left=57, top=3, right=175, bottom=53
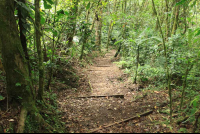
left=86, top=2, right=90, bottom=10
left=41, top=16, right=46, bottom=24
left=43, top=0, right=52, bottom=9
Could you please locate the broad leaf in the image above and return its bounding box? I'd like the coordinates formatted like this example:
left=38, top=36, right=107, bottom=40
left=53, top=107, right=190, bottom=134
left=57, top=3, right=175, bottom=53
left=43, top=0, right=52, bottom=9
left=86, top=2, right=90, bottom=10
left=41, top=16, right=46, bottom=25
left=0, top=95, right=5, bottom=101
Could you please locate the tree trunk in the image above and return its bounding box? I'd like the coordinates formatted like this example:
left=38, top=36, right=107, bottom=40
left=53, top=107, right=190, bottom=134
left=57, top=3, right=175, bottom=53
left=46, top=0, right=57, bottom=91
left=95, top=0, right=103, bottom=52
left=106, top=0, right=117, bottom=51
left=165, top=0, right=170, bottom=39
left=171, top=0, right=180, bottom=35
left=17, top=0, right=30, bottom=62
left=152, top=0, right=172, bottom=122
left=67, top=0, right=79, bottom=48
left=0, top=0, right=35, bottom=104
left=35, top=0, right=44, bottom=100
left=134, top=45, right=139, bottom=84
left=0, top=1, right=38, bottom=132
left=0, top=1, right=55, bottom=132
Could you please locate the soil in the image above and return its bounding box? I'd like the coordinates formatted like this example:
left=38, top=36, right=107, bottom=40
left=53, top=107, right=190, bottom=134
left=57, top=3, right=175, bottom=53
left=56, top=49, right=184, bottom=133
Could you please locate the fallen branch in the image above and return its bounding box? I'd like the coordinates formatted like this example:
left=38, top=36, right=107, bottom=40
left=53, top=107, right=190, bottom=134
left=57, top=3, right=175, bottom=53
left=87, top=70, right=104, bottom=71
left=96, top=65, right=111, bottom=67
left=89, top=110, right=153, bottom=133
left=88, top=80, right=93, bottom=90
left=77, top=94, right=124, bottom=99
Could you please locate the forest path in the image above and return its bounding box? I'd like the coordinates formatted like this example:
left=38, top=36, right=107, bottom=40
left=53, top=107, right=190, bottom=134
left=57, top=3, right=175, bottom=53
left=87, top=49, right=129, bottom=96
left=57, top=49, right=169, bottom=133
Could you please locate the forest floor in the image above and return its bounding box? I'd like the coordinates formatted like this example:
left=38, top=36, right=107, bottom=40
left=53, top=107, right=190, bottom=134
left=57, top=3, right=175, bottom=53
left=56, top=49, right=190, bottom=133
left=0, top=49, right=193, bottom=133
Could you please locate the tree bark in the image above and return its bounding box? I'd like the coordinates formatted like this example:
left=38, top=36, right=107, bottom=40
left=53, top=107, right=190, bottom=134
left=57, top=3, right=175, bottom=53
left=66, top=0, right=79, bottom=48
left=95, top=0, right=103, bottom=52
left=152, top=0, right=172, bottom=122
left=106, top=0, right=117, bottom=51
left=46, top=0, right=57, bottom=91
left=134, top=45, right=139, bottom=84
left=0, top=1, right=55, bottom=132
left=0, top=0, right=35, bottom=104
left=171, top=0, right=180, bottom=35
left=35, top=0, right=44, bottom=100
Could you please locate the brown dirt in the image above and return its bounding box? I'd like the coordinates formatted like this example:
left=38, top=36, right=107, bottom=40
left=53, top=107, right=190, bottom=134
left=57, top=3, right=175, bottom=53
left=57, top=49, right=182, bottom=133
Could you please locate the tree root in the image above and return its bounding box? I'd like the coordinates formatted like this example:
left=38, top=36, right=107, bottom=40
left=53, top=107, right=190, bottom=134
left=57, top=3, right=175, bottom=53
left=16, top=106, right=55, bottom=133
left=31, top=112, right=54, bottom=132
left=16, top=107, right=27, bottom=133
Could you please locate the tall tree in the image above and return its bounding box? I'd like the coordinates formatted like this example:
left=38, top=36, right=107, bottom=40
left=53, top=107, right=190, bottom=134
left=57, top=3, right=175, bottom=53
left=66, top=0, right=79, bottom=48
left=35, top=0, right=44, bottom=100
left=171, top=0, right=180, bottom=35
left=106, top=0, right=117, bottom=51
left=17, top=0, right=30, bottom=62
left=0, top=0, right=38, bottom=132
left=46, top=0, right=57, bottom=91
left=152, top=0, right=172, bottom=122
left=95, top=0, right=103, bottom=51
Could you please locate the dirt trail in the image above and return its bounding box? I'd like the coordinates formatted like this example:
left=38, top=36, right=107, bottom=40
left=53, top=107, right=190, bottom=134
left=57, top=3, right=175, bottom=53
left=58, top=49, right=170, bottom=133
left=88, top=49, right=129, bottom=96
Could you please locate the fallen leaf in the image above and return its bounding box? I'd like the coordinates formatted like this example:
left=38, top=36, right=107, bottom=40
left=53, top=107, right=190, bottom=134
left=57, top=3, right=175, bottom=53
left=9, top=119, right=15, bottom=122
left=154, top=91, right=159, bottom=94
left=148, top=116, right=153, bottom=122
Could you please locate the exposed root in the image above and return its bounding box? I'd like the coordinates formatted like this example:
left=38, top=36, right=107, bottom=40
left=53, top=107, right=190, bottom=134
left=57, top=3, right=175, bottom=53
left=31, top=111, right=54, bottom=132
left=16, top=105, right=55, bottom=133
left=16, top=107, right=27, bottom=133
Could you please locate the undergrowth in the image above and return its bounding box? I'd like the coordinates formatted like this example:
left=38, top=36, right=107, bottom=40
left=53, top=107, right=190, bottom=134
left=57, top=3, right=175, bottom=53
left=24, top=92, right=66, bottom=133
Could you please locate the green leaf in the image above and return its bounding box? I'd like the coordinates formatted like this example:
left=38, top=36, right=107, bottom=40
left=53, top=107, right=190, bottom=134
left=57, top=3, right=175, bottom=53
left=43, top=0, right=52, bottom=9
left=190, top=108, right=197, bottom=116
left=64, top=11, right=69, bottom=16
left=175, top=0, right=188, bottom=6
left=178, top=128, right=187, bottom=133
left=16, top=83, right=21, bottom=87
left=14, top=0, right=31, bottom=13
left=57, top=9, right=64, bottom=15
left=193, top=100, right=197, bottom=107
left=53, top=30, right=58, bottom=36
left=190, top=95, right=200, bottom=107
left=46, top=0, right=54, bottom=4
left=41, top=16, right=46, bottom=25
left=86, top=2, right=90, bottom=10
left=18, top=96, right=22, bottom=99
left=195, top=29, right=200, bottom=36
left=0, top=95, right=5, bottom=101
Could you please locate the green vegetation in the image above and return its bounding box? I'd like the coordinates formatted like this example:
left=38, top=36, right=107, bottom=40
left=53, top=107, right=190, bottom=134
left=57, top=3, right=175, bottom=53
left=0, top=0, right=200, bottom=133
